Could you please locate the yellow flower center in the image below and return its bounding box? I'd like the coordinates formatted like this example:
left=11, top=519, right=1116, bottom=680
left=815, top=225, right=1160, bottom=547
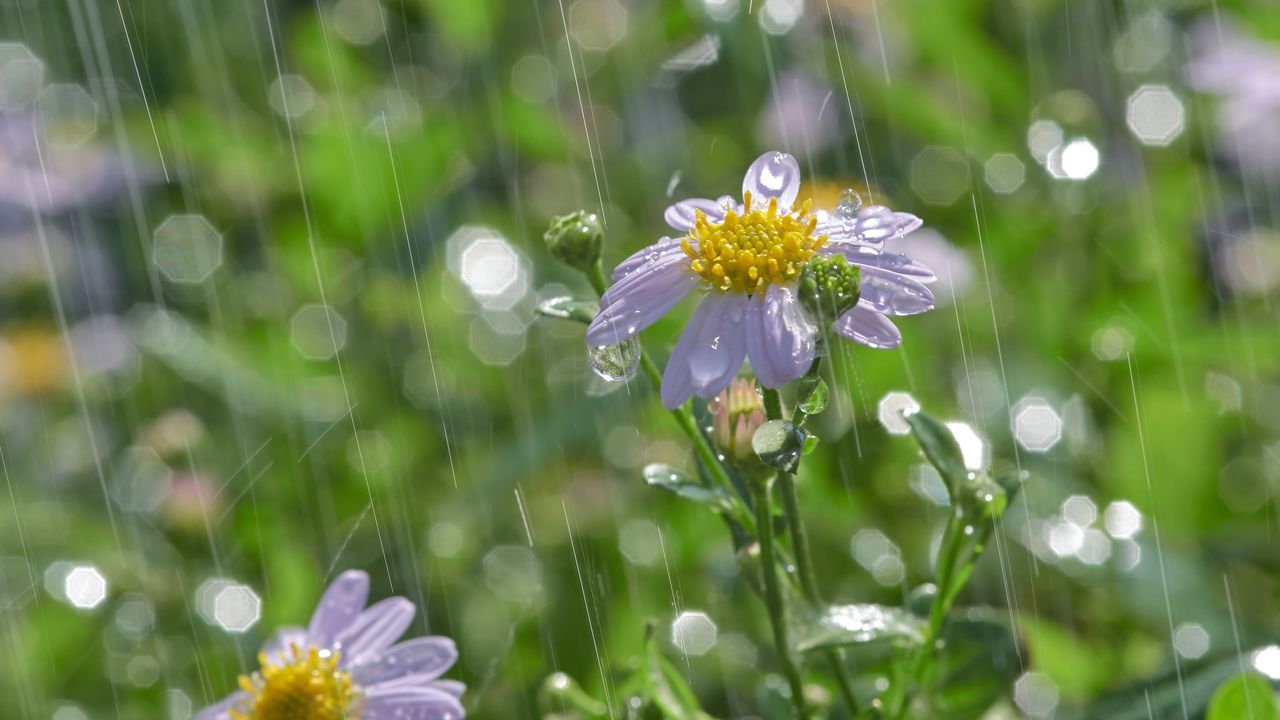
left=681, top=192, right=827, bottom=294
left=231, top=644, right=359, bottom=720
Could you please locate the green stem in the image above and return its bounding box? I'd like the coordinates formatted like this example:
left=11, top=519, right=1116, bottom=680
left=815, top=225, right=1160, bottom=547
left=588, top=261, right=736, bottom=499
left=761, top=384, right=863, bottom=716
left=753, top=478, right=811, bottom=719
left=883, top=511, right=966, bottom=719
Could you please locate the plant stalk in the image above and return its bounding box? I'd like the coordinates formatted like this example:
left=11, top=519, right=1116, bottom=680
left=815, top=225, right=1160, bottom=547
left=753, top=478, right=811, bottom=719
left=761, top=384, right=863, bottom=716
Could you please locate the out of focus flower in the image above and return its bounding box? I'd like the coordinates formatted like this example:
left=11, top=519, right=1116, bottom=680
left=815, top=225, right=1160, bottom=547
left=163, top=473, right=220, bottom=533
left=710, top=377, right=767, bottom=463
left=0, top=327, right=67, bottom=395
left=756, top=70, right=839, bottom=155
left=198, top=570, right=464, bottom=720
left=587, top=152, right=935, bottom=409
left=138, top=409, right=207, bottom=458
left=0, top=112, right=139, bottom=215
left=1186, top=19, right=1280, bottom=175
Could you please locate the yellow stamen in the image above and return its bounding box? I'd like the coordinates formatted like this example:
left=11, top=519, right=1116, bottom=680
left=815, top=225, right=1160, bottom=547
left=683, top=194, right=826, bottom=294
left=229, top=643, right=359, bottom=720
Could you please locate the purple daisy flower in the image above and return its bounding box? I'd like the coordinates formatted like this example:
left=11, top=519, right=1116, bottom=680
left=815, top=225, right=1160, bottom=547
left=197, top=570, right=464, bottom=720
left=586, top=151, right=935, bottom=410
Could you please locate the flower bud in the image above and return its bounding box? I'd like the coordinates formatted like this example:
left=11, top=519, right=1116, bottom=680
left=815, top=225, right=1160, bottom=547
left=710, top=377, right=767, bottom=464
left=543, top=210, right=604, bottom=272
left=798, top=253, right=861, bottom=325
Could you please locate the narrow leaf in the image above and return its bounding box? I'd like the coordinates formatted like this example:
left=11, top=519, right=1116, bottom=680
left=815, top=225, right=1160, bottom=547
left=906, top=411, right=968, bottom=491
left=644, top=622, right=713, bottom=720
left=535, top=296, right=598, bottom=324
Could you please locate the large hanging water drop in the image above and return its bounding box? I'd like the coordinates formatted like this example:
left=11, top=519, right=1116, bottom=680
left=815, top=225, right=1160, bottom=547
left=588, top=338, right=641, bottom=382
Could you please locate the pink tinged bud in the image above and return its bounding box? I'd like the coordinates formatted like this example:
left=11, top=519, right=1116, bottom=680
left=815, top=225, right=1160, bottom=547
left=710, top=378, right=767, bottom=463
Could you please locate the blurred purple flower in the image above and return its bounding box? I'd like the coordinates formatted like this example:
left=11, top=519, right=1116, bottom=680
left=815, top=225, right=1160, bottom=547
left=0, top=112, right=140, bottom=217
left=198, top=570, right=464, bottom=720
left=756, top=70, right=839, bottom=155
left=1186, top=19, right=1280, bottom=175
left=587, top=151, right=935, bottom=409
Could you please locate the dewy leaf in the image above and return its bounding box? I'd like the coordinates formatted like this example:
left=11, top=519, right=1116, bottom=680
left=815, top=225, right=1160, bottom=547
left=644, top=622, right=714, bottom=720
left=642, top=464, right=751, bottom=529
left=906, top=411, right=968, bottom=493
left=751, top=420, right=805, bottom=473
left=796, top=375, right=828, bottom=417
left=1207, top=673, right=1280, bottom=720
left=792, top=604, right=925, bottom=654
left=535, top=296, right=598, bottom=324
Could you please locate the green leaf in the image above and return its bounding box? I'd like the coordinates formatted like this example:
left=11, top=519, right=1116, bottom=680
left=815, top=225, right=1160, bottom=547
left=792, top=604, right=925, bottom=654
left=644, top=622, right=713, bottom=720
left=796, top=376, right=828, bottom=417
left=1208, top=673, right=1280, bottom=720
left=801, top=434, right=819, bottom=455
left=906, top=411, right=969, bottom=492
left=535, top=296, right=598, bottom=324
left=642, top=464, right=750, bottom=528
left=539, top=672, right=609, bottom=718
left=924, top=616, right=1022, bottom=720
left=751, top=420, right=805, bottom=473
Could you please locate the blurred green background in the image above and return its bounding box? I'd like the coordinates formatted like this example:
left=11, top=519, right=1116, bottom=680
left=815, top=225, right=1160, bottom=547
left=3, top=0, right=1280, bottom=717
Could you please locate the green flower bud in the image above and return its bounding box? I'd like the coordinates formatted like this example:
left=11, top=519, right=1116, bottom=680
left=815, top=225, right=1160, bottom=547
left=543, top=210, right=604, bottom=272
left=798, top=253, right=862, bottom=325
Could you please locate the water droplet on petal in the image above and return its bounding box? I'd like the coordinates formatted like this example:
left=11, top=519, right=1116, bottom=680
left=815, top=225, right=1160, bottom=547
left=588, top=339, right=641, bottom=382
left=835, top=188, right=863, bottom=218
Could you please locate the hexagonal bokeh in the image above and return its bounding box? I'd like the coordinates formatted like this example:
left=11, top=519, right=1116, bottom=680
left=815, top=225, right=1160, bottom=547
left=212, top=583, right=261, bottom=632
left=1126, top=85, right=1185, bottom=147
left=269, top=74, right=316, bottom=119
left=483, top=545, right=544, bottom=606
left=1027, top=120, right=1063, bottom=163
left=1012, top=395, right=1064, bottom=452
left=1091, top=325, right=1134, bottom=362
left=984, top=153, right=1026, bottom=194
left=448, top=226, right=529, bottom=310
left=1061, top=495, right=1098, bottom=527
left=1173, top=622, right=1210, bottom=660
left=0, top=43, right=47, bottom=108
left=1252, top=646, right=1280, bottom=680
left=154, top=215, right=224, bottom=284
left=910, top=146, right=970, bottom=205
left=619, top=519, right=663, bottom=566
left=111, top=446, right=173, bottom=513
left=1103, top=500, right=1143, bottom=539
left=1113, top=13, right=1173, bottom=73
left=671, top=611, right=718, bottom=656
left=512, top=55, right=555, bottom=103
left=1056, top=138, right=1100, bottom=180
left=469, top=316, right=526, bottom=367
left=876, top=391, right=920, bottom=435
left=1013, top=671, right=1060, bottom=717
left=64, top=564, right=107, bottom=609
left=331, top=0, right=385, bottom=45
left=850, top=529, right=905, bottom=587
left=570, top=0, right=628, bottom=51
left=291, top=304, right=349, bottom=360
left=37, top=83, right=99, bottom=147
left=759, top=0, right=802, bottom=34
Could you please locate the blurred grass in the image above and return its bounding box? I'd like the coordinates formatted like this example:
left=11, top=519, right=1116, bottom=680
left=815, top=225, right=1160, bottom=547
left=2, top=0, right=1280, bottom=718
